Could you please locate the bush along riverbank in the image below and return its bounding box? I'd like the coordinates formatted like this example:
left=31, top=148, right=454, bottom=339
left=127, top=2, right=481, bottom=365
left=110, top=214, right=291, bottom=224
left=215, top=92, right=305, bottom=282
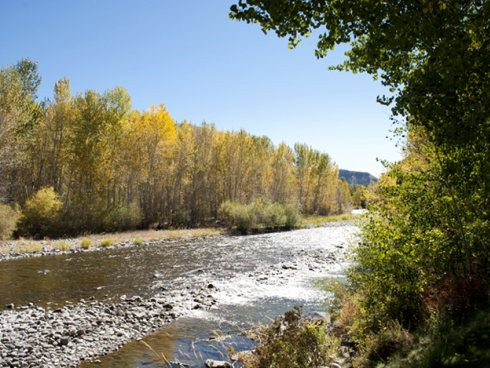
left=217, top=200, right=356, bottom=234
left=218, top=200, right=302, bottom=234
left=237, top=281, right=490, bottom=368
left=237, top=307, right=355, bottom=368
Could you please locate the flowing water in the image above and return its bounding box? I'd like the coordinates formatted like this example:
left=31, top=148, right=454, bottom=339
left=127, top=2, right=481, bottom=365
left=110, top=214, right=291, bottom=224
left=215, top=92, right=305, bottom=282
left=0, top=223, right=359, bottom=367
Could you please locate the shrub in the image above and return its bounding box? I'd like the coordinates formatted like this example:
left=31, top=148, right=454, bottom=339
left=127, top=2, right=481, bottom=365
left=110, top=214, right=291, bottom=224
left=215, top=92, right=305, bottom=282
left=219, top=200, right=301, bottom=233
left=80, top=239, right=92, bottom=249
left=100, top=239, right=114, bottom=247
left=0, top=203, right=21, bottom=240
left=219, top=200, right=254, bottom=232
left=19, top=187, right=62, bottom=238
left=241, top=307, right=337, bottom=368
left=249, top=199, right=268, bottom=224
left=283, top=204, right=301, bottom=229
left=353, top=322, right=413, bottom=368
left=264, top=202, right=287, bottom=228
left=102, top=202, right=143, bottom=232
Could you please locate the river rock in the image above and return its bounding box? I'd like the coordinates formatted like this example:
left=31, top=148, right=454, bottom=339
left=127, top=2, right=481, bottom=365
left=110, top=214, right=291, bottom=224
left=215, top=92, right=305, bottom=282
left=305, top=311, right=331, bottom=324
left=205, top=359, right=232, bottom=368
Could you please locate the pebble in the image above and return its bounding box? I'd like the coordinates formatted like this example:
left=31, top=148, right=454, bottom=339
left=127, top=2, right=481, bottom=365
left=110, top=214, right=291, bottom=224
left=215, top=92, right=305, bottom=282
left=0, top=285, right=216, bottom=367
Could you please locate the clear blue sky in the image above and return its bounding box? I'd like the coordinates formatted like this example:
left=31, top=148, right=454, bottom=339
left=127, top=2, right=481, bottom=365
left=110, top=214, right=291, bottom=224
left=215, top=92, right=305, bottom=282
left=1, top=0, right=401, bottom=176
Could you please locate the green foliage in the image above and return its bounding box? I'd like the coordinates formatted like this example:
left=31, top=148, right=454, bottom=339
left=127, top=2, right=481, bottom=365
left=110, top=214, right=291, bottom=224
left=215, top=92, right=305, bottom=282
left=230, top=1, right=490, bottom=148
left=348, top=129, right=489, bottom=336
left=231, top=2, right=490, bottom=366
left=219, top=200, right=255, bottom=232
left=242, top=307, right=336, bottom=368
left=102, top=202, right=143, bottom=232
left=0, top=203, right=21, bottom=240
left=19, top=187, right=62, bottom=238
left=219, top=200, right=301, bottom=233
left=263, top=202, right=286, bottom=228
left=283, top=203, right=301, bottom=229
left=14, top=59, right=41, bottom=98
left=376, top=304, right=490, bottom=368
left=354, top=322, right=413, bottom=368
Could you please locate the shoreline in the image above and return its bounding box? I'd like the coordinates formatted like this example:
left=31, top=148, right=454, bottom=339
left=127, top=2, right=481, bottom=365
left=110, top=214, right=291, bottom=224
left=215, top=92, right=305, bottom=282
left=0, top=286, right=217, bottom=367
left=0, top=214, right=358, bottom=262
left=0, top=228, right=224, bottom=262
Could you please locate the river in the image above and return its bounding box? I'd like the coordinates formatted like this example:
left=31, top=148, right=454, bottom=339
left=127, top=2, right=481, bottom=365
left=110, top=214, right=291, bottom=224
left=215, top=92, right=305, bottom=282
left=0, top=223, right=358, bottom=367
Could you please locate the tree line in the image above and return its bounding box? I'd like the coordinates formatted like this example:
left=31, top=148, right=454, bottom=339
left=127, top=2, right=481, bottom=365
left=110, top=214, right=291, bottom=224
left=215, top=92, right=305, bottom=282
left=0, top=60, right=351, bottom=238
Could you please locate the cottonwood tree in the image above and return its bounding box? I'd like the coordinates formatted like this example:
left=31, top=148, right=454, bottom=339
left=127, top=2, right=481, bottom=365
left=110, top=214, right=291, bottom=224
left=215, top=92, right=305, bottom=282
left=0, top=61, right=352, bottom=235
left=230, top=0, right=490, bottom=351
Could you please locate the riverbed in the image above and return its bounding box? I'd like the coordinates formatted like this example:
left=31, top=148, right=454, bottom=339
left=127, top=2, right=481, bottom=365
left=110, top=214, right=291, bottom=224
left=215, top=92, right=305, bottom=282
left=0, top=222, right=359, bottom=367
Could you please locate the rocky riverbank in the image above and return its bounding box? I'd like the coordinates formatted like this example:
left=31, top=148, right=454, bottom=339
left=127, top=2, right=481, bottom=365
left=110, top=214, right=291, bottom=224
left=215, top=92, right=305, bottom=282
left=0, top=217, right=358, bottom=263
left=0, top=285, right=217, bottom=367
left=0, top=231, right=222, bottom=262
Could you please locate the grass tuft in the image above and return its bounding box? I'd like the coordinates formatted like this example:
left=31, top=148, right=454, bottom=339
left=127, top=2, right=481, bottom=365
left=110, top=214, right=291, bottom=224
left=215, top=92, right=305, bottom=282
left=80, top=238, right=93, bottom=249
left=13, top=242, right=43, bottom=254
left=99, top=239, right=114, bottom=247
left=132, top=237, right=144, bottom=245
left=55, top=241, right=71, bottom=251
left=301, top=213, right=355, bottom=227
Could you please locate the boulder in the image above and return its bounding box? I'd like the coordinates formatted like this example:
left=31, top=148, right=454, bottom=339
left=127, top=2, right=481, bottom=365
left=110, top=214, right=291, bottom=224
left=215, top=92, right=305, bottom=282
left=205, top=359, right=232, bottom=368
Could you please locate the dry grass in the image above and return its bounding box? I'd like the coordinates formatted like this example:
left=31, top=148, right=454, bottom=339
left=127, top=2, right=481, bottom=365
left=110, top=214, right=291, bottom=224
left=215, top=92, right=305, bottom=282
left=81, top=227, right=223, bottom=244
left=337, top=292, right=362, bottom=329
left=132, top=238, right=144, bottom=245
left=55, top=241, right=71, bottom=251
left=301, top=213, right=355, bottom=227
left=0, top=227, right=224, bottom=257
left=13, top=242, right=43, bottom=254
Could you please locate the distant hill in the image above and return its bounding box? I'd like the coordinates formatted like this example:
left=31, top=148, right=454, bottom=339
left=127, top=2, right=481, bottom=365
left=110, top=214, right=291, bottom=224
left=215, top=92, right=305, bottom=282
left=339, top=169, right=378, bottom=186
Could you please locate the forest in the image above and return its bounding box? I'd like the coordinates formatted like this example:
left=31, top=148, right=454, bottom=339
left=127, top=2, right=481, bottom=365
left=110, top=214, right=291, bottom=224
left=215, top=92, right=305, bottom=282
left=0, top=60, right=352, bottom=239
